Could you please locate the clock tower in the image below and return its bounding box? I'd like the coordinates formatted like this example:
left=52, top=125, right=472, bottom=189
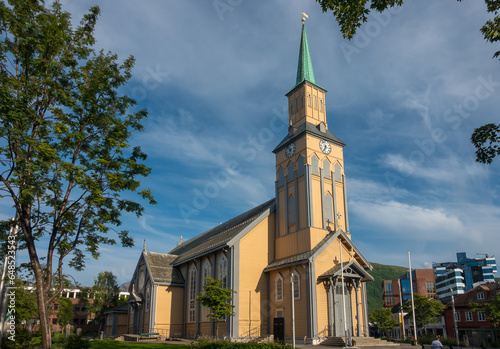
left=273, top=21, right=350, bottom=260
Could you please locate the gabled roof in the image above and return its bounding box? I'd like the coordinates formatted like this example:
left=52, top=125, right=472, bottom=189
left=447, top=282, right=500, bottom=307
left=318, top=260, right=374, bottom=282
left=273, top=121, right=345, bottom=154
left=169, top=199, right=275, bottom=265
left=103, top=302, right=128, bottom=315
left=264, top=228, right=372, bottom=272
left=143, top=251, right=184, bottom=285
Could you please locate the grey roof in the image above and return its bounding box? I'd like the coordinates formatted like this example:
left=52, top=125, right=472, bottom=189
left=273, top=121, right=345, bottom=154
left=169, top=199, right=275, bottom=265
left=143, top=251, right=184, bottom=285
left=318, top=260, right=374, bottom=282
left=103, top=302, right=129, bottom=315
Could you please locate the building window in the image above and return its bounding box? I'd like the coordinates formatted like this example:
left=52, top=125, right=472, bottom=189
left=385, top=282, right=394, bottom=294
left=53, top=304, right=60, bottom=311
left=308, top=94, right=311, bottom=106
left=465, top=311, right=473, bottom=322
left=292, top=271, right=300, bottom=300
left=202, top=259, right=212, bottom=321
left=145, top=287, right=150, bottom=312
left=290, top=103, right=293, bottom=114
left=478, top=311, right=486, bottom=322
left=386, top=296, right=395, bottom=306
left=295, top=98, right=298, bottom=111
left=314, top=96, right=317, bottom=109
left=189, top=265, right=197, bottom=323
left=477, top=292, right=485, bottom=300
left=275, top=275, right=283, bottom=302
left=320, top=99, right=323, bottom=111
left=276, top=308, right=284, bottom=318
left=218, top=255, right=228, bottom=288
left=52, top=318, right=57, bottom=325
left=301, top=95, right=304, bottom=107
left=426, top=282, right=436, bottom=296
left=455, top=312, right=461, bottom=322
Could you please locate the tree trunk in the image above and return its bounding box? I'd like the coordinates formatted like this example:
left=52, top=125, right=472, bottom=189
left=32, top=260, right=51, bottom=348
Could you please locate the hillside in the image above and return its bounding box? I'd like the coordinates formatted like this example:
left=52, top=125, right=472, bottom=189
left=365, top=262, right=408, bottom=314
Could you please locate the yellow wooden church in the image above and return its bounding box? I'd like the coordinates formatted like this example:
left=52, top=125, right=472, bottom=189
left=126, top=21, right=373, bottom=343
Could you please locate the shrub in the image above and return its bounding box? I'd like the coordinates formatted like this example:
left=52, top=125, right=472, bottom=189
left=63, top=335, right=90, bottom=349
left=188, top=339, right=293, bottom=349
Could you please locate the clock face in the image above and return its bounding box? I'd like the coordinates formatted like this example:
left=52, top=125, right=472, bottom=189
left=319, top=140, right=331, bottom=155
left=285, top=143, right=295, bottom=158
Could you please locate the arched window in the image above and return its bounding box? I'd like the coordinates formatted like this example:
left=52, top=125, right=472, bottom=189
left=275, top=274, right=284, bottom=302
left=189, top=265, right=197, bottom=322
left=202, top=260, right=212, bottom=321
left=292, top=270, right=300, bottom=300
left=295, top=98, right=298, bottom=111
left=320, top=99, right=323, bottom=111
left=301, top=95, right=304, bottom=107
left=218, top=255, right=228, bottom=289
left=314, top=96, right=318, bottom=109
left=290, top=102, right=293, bottom=114
left=308, top=94, right=311, bottom=106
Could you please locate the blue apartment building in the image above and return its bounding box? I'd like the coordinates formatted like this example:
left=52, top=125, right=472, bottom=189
left=433, top=252, right=497, bottom=302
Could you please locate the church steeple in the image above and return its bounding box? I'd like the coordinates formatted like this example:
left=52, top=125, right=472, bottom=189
left=296, top=23, right=316, bottom=86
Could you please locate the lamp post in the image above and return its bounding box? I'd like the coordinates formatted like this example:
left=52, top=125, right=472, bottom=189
left=450, top=288, right=459, bottom=345
left=291, top=272, right=296, bottom=348
left=408, top=250, right=417, bottom=344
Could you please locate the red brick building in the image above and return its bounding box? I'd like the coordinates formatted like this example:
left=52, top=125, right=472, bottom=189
left=444, top=282, right=500, bottom=347
left=382, top=269, right=436, bottom=308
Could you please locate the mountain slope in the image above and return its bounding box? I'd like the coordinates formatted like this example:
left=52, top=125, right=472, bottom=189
left=366, top=262, right=408, bottom=314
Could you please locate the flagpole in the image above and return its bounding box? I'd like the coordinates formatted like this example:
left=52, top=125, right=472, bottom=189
left=408, top=250, right=417, bottom=343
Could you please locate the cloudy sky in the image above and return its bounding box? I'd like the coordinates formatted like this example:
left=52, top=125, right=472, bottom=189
left=12, top=0, right=500, bottom=286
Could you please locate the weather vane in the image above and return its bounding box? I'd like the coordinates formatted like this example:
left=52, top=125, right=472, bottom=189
left=302, top=12, right=308, bottom=23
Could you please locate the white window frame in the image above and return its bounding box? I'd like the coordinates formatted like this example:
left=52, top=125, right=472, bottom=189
left=275, top=274, right=284, bottom=302
left=218, top=255, right=228, bottom=289
left=478, top=311, right=486, bottom=322
left=465, top=311, right=473, bottom=322
left=292, top=270, right=300, bottom=300
left=455, top=311, right=461, bottom=322
left=276, top=308, right=284, bottom=318
left=477, top=292, right=485, bottom=300
left=201, top=259, right=212, bottom=322
left=189, top=265, right=197, bottom=323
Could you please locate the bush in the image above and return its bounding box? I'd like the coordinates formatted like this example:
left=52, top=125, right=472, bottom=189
left=188, top=339, right=293, bottom=349
left=63, top=335, right=90, bottom=349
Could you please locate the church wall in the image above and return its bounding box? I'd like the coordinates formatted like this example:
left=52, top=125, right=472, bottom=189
left=238, top=214, right=275, bottom=337
left=154, top=285, right=184, bottom=337
left=268, top=266, right=308, bottom=338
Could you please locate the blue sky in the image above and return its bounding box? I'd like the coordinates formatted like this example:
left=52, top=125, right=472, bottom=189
left=9, top=0, right=500, bottom=286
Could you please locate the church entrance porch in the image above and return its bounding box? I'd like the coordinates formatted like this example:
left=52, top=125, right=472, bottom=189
left=318, top=260, right=373, bottom=339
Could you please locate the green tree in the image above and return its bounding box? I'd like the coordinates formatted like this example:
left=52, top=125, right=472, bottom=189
left=197, top=277, right=236, bottom=337
left=0, top=1, right=155, bottom=348
left=315, top=0, right=500, bottom=164
left=403, top=294, right=446, bottom=329
left=471, top=293, right=500, bottom=327
left=369, top=308, right=397, bottom=336
left=10, top=278, right=38, bottom=328
left=56, top=297, right=74, bottom=329
left=84, top=271, right=120, bottom=329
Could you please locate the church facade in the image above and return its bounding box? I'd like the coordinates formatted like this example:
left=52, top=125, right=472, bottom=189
left=126, top=22, right=373, bottom=342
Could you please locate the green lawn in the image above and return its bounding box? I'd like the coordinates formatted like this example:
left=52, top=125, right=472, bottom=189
left=90, top=341, right=188, bottom=349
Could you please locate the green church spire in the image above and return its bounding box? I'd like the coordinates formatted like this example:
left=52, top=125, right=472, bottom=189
left=296, top=23, right=316, bottom=85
